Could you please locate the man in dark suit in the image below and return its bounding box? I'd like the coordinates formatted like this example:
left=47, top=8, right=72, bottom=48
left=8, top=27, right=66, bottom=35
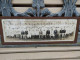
left=25, top=31, right=28, bottom=39
left=54, top=29, right=58, bottom=39
left=21, top=31, right=25, bottom=39
left=60, top=29, right=63, bottom=39
left=46, top=29, right=50, bottom=39
left=60, top=28, right=66, bottom=39
left=63, top=29, right=66, bottom=38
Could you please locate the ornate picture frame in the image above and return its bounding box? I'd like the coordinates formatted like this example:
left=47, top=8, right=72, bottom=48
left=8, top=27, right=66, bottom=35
left=0, top=17, right=79, bottom=45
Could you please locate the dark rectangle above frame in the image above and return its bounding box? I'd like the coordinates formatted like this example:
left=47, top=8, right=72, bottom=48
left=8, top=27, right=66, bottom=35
left=0, top=17, right=79, bottom=45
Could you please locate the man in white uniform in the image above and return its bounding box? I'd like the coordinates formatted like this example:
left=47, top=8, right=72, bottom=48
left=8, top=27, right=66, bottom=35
left=39, top=29, right=43, bottom=39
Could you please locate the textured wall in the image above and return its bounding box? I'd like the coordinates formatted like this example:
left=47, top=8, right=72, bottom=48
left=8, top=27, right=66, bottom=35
left=0, top=0, right=80, bottom=47
left=0, top=0, right=80, bottom=60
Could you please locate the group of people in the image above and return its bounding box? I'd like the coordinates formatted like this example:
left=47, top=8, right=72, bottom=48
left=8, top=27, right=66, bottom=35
left=7, top=27, right=74, bottom=40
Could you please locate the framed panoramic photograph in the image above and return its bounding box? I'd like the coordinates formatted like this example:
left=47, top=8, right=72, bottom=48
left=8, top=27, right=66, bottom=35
left=0, top=17, right=79, bottom=45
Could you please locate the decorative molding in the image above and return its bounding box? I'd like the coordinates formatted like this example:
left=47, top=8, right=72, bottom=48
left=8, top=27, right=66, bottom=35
left=0, top=0, right=80, bottom=17
left=1, top=0, right=12, bottom=16
left=47, top=0, right=80, bottom=17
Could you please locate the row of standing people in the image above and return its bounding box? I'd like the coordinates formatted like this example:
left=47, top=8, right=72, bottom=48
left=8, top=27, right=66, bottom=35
left=7, top=29, right=74, bottom=40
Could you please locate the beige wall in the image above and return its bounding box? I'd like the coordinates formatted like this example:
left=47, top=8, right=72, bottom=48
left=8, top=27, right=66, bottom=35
left=0, top=47, right=80, bottom=60
left=0, top=0, right=80, bottom=60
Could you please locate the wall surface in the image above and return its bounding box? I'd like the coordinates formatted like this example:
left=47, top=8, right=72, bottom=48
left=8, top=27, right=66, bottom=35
left=0, top=0, right=80, bottom=60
